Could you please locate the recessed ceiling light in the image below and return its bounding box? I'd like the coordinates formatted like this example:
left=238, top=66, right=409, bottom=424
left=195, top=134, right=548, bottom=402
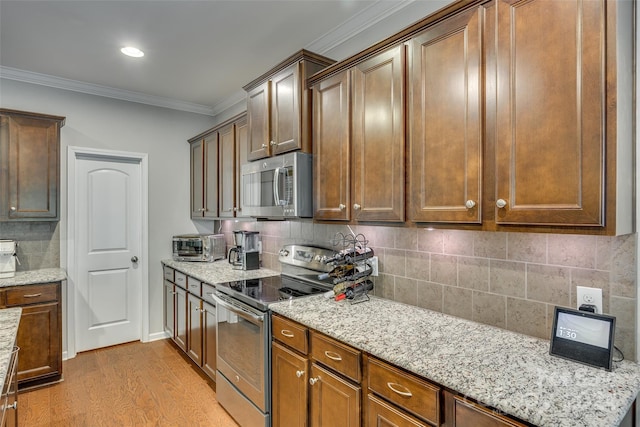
left=120, top=46, right=144, bottom=58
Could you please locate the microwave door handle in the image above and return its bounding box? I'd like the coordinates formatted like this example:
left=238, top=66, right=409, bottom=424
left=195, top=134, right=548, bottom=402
left=273, top=167, right=281, bottom=207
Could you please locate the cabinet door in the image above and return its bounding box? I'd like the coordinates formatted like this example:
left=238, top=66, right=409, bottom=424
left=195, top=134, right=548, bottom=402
left=309, top=363, right=360, bottom=427
left=352, top=45, right=405, bottom=222
left=272, top=342, right=308, bottom=427
left=367, top=394, right=430, bottom=427
left=454, top=396, right=526, bottom=427
left=190, top=140, right=205, bottom=218
left=16, top=301, right=61, bottom=384
left=408, top=6, right=482, bottom=223
left=202, top=301, right=216, bottom=381
left=6, top=115, right=60, bottom=220
left=187, top=293, right=203, bottom=365
left=163, top=280, right=175, bottom=339
left=174, top=285, right=187, bottom=352
left=203, top=132, right=219, bottom=218
left=219, top=123, right=236, bottom=218
left=313, top=70, right=351, bottom=221
left=271, top=63, right=301, bottom=156
left=492, top=0, right=605, bottom=226
left=247, top=81, right=271, bottom=160
left=235, top=116, right=249, bottom=218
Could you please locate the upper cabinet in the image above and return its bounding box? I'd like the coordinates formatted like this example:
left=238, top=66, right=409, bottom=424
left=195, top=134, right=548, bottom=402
left=313, top=45, right=405, bottom=222
left=244, top=50, right=334, bottom=161
left=189, top=113, right=248, bottom=220
left=0, top=109, right=65, bottom=221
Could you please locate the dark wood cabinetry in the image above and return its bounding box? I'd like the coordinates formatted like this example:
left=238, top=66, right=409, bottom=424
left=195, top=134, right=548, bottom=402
left=0, top=109, right=65, bottom=221
left=190, top=133, right=218, bottom=219
left=0, top=282, right=62, bottom=388
left=0, top=345, right=18, bottom=427
left=244, top=50, right=334, bottom=161
left=272, top=341, right=308, bottom=427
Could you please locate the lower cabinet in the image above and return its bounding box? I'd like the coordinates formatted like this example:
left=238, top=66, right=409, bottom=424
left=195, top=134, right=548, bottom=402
left=163, top=266, right=216, bottom=383
left=0, top=282, right=62, bottom=389
left=0, top=345, right=18, bottom=427
left=272, top=314, right=531, bottom=427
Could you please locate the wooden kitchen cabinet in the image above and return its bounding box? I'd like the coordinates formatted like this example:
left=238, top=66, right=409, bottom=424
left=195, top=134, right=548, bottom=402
left=163, top=279, right=176, bottom=339
left=451, top=394, right=526, bottom=427
left=244, top=50, right=334, bottom=161
left=174, top=283, right=187, bottom=352
left=313, top=45, right=405, bottom=222
left=309, top=362, right=361, bottom=427
left=201, top=299, right=217, bottom=381
left=187, top=292, right=203, bottom=365
left=408, top=6, right=482, bottom=224
left=0, top=109, right=65, bottom=221
left=367, top=394, right=430, bottom=427
left=189, top=113, right=247, bottom=219
left=272, top=341, right=308, bottom=427
left=0, top=345, right=18, bottom=427
left=190, top=131, right=218, bottom=219
left=0, top=282, right=62, bottom=388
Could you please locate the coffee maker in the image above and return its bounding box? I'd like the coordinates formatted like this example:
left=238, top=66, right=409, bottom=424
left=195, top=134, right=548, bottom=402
left=0, top=240, right=17, bottom=279
left=228, top=231, right=260, bottom=270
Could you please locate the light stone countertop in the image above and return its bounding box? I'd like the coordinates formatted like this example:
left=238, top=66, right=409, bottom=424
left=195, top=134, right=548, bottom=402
left=161, top=259, right=279, bottom=284
left=270, top=295, right=640, bottom=427
left=0, top=308, right=21, bottom=394
left=0, top=268, right=67, bottom=287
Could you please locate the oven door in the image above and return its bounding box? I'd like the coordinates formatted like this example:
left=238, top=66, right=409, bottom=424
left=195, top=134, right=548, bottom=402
left=212, top=291, right=270, bottom=413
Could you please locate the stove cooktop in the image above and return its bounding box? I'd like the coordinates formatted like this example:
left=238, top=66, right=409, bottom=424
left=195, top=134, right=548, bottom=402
left=213, top=274, right=332, bottom=312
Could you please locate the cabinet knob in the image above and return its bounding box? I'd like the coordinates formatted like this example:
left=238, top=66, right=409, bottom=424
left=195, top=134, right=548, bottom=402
left=465, top=200, right=476, bottom=209
left=131, top=256, right=139, bottom=263
left=496, top=199, right=508, bottom=209
left=309, top=377, right=320, bottom=386
left=9, top=206, right=16, bottom=212
left=353, top=204, right=361, bottom=210
left=296, top=370, right=305, bottom=378
left=270, top=141, right=276, bottom=146
left=338, top=204, right=346, bottom=211
left=261, top=143, right=268, bottom=149
left=233, top=207, right=238, bottom=212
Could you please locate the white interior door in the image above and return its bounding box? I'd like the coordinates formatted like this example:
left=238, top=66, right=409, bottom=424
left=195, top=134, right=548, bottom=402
left=75, top=154, right=142, bottom=352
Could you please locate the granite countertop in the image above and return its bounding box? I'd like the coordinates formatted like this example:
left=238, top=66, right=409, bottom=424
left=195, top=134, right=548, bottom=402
left=161, top=259, right=279, bottom=284
left=0, top=268, right=67, bottom=288
left=0, top=308, right=21, bottom=393
left=270, top=295, right=640, bottom=427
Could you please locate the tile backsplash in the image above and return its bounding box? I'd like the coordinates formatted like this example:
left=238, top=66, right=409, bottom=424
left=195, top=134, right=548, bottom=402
left=0, top=222, right=60, bottom=271
left=223, top=220, right=638, bottom=360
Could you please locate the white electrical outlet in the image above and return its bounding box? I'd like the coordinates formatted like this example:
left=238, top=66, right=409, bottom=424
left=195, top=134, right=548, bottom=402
left=576, top=286, right=603, bottom=314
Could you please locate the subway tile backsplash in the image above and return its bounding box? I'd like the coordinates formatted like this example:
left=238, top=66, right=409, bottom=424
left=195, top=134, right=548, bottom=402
left=0, top=221, right=60, bottom=271
left=223, top=220, right=637, bottom=360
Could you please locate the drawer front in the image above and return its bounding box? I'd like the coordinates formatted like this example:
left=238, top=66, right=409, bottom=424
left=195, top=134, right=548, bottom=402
left=174, top=271, right=187, bottom=289
left=367, top=357, right=440, bottom=425
left=311, top=331, right=361, bottom=383
left=187, top=276, right=202, bottom=297
left=5, top=283, right=58, bottom=306
left=272, top=315, right=308, bottom=354
left=163, top=266, right=174, bottom=281
left=202, top=283, right=216, bottom=303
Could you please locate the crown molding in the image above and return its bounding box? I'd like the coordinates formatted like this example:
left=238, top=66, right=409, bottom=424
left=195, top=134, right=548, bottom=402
left=0, top=0, right=415, bottom=116
left=0, top=66, right=216, bottom=116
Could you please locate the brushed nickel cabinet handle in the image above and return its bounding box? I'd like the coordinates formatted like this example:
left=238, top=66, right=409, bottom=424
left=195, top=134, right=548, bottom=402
left=296, top=370, right=305, bottom=378
left=270, top=141, right=277, bottom=146
left=353, top=204, right=361, bottom=210
left=23, top=293, right=42, bottom=298
left=309, top=377, right=320, bottom=385
left=280, top=330, right=295, bottom=338
left=465, top=200, right=476, bottom=209
left=9, top=207, right=16, bottom=212
left=338, top=204, right=346, bottom=211
left=324, top=351, right=342, bottom=361
left=496, top=199, right=508, bottom=208
left=387, top=382, right=413, bottom=397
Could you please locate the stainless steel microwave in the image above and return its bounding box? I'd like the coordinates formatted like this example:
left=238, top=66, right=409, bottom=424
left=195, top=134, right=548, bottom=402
left=172, top=234, right=225, bottom=262
left=240, top=152, right=312, bottom=219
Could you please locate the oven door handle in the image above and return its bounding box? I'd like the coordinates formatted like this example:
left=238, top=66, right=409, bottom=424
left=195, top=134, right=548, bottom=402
left=211, top=292, right=265, bottom=324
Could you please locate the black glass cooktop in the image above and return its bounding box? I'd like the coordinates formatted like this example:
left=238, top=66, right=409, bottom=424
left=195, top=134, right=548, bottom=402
left=212, top=274, right=332, bottom=311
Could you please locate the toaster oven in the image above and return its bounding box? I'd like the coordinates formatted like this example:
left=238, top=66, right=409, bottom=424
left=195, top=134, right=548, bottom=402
left=172, top=234, right=225, bottom=262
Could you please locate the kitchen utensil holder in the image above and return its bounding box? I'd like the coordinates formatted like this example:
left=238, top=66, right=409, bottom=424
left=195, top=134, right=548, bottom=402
left=328, top=232, right=373, bottom=304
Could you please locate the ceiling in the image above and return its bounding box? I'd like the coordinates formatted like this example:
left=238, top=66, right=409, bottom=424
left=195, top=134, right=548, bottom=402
left=0, top=0, right=419, bottom=116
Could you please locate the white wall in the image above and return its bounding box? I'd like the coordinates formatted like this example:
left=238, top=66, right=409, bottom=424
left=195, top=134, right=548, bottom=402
left=0, top=78, right=216, bottom=344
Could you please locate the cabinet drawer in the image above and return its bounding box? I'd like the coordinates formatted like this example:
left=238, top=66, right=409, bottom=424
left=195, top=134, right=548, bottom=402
left=272, top=315, right=308, bottom=354
left=174, top=271, right=187, bottom=289
left=311, top=331, right=361, bottom=383
left=202, top=283, right=216, bottom=303
left=163, top=266, right=174, bottom=281
left=5, top=283, right=58, bottom=306
left=367, top=357, right=440, bottom=425
left=187, top=276, right=201, bottom=297
left=454, top=396, right=526, bottom=427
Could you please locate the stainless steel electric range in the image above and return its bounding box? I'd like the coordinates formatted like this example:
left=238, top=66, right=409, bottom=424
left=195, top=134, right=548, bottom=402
left=209, top=244, right=339, bottom=427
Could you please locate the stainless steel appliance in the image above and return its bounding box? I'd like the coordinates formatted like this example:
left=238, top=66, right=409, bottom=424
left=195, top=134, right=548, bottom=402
left=210, top=244, right=339, bottom=427
left=0, top=240, right=17, bottom=279
left=172, top=234, right=225, bottom=262
left=240, top=152, right=312, bottom=219
left=228, top=230, right=260, bottom=270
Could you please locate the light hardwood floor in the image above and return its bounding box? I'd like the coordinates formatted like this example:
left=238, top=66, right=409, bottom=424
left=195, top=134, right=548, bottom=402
left=18, top=339, right=239, bottom=426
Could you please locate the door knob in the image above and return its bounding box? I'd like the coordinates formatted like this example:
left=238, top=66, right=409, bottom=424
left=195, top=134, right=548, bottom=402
left=131, top=256, right=139, bottom=263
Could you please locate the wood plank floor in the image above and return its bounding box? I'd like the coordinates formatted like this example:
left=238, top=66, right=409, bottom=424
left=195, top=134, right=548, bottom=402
left=18, top=339, right=239, bottom=426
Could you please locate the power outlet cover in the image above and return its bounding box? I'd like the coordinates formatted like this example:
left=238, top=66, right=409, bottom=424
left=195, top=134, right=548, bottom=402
left=576, top=286, right=603, bottom=314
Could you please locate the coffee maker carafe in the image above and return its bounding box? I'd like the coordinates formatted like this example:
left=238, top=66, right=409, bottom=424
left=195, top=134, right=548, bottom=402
left=228, top=231, right=260, bottom=270
left=0, top=240, right=17, bottom=279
